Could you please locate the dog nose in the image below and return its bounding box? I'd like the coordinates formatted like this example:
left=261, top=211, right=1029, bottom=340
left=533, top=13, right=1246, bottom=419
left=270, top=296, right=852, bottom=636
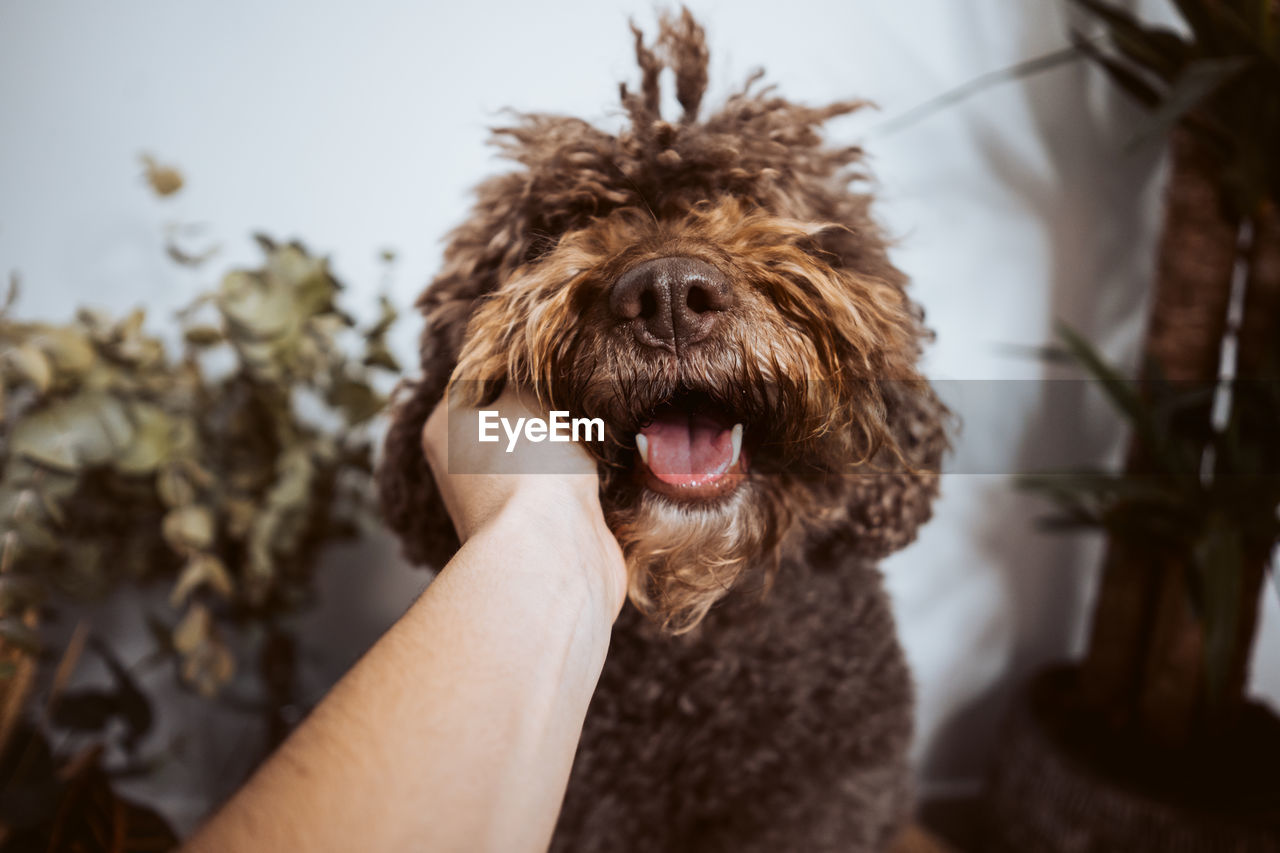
left=609, top=257, right=733, bottom=350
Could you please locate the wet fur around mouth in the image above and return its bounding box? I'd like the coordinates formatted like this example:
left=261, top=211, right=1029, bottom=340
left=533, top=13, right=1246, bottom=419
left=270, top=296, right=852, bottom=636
left=376, top=8, right=949, bottom=852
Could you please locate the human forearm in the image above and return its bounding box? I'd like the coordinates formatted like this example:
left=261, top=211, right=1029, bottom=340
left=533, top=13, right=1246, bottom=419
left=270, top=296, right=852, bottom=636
left=186, top=488, right=621, bottom=853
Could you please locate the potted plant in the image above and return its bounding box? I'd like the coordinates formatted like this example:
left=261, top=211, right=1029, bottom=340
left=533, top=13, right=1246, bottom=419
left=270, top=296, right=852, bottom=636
left=983, top=1, right=1280, bottom=849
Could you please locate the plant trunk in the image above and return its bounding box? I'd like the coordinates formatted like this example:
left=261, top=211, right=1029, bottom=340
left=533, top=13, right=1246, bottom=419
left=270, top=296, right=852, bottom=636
left=1078, top=127, right=1278, bottom=748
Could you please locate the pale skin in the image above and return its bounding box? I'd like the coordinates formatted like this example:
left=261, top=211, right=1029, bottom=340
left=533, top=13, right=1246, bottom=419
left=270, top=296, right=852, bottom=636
left=185, top=390, right=626, bottom=853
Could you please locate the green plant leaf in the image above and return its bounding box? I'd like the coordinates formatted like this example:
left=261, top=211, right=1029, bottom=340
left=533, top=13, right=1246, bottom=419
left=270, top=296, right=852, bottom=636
left=873, top=44, right=1084, bottom=137
left=1170, top=0, right=1227, bottom=53
left=1072, top=0, right=1191, bottom=82
left=1056, top=324, right=1148, bottom=431
left=1072, top=31, right=1164, bottom=108
left=1132, top=56, right=1253, bottom=145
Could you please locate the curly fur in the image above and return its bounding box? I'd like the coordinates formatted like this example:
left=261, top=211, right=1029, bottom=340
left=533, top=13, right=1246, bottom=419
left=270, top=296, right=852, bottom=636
left=378, top=9, right=947, bottom=850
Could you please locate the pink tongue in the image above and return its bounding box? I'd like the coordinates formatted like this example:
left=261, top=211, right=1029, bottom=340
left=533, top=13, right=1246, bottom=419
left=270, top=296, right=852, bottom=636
left=641, top=411, right=735, bottom=486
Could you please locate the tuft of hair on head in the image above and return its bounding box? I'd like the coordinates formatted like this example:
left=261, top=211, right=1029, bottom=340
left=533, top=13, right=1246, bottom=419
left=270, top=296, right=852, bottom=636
left=622, top=6, right=710, bottom=127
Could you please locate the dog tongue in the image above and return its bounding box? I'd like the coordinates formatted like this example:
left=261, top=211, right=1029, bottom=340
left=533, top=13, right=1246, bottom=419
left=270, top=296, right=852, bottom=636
left=641, top=411, right=735, bottom=485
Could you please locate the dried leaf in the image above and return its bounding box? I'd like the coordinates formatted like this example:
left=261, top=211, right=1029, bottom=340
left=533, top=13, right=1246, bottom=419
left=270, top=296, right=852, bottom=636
left=10, top=392, right=134, bottom=472
left=363, top=342, right=400, bottom=372
left=141, top=153, right=184, bottom=197
left=171, top=604, right=210, bottom=655
left=170, top=553, right=232, bottom=606
left=156, top=465, right=195, bottom=507
left=183, top=324, right=223, bottom=346
left=166, top=241, right=219, bottom=267
left=118, top=308, right=146, bottom=339
left=367, top=293, right=398, bottom=339
left=32, top=326, right=95, bottom=378
left=222, top=497, right=257, bottom=539
left=179, top=458, right=216, bottom=490
left=8, top=343, right=53, bottom=393
left=218, top=271, right=292, bottom=335
left=328, top=377, right=385, bottom=425
left=243, top=447, right=317, bottom=602
left=161, top=505, right=214, bottom=553
left=116, top=403, right=188, bottom=475
left=182, top=642, right=234, bottom=697
left=39, top=488, right=67, bottom=525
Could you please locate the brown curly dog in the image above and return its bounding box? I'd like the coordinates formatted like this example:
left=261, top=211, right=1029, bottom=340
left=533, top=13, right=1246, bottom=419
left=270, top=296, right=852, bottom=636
left=378, top=10, right=948, bottom=851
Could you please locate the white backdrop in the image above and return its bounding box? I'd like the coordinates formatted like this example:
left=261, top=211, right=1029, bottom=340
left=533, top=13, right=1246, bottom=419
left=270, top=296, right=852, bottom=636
left=2, top=0, right=1277, bottom=830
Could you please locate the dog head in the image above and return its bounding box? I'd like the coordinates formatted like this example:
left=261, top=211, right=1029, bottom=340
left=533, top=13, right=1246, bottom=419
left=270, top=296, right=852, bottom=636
left=379, top=10, right=947, bottom=631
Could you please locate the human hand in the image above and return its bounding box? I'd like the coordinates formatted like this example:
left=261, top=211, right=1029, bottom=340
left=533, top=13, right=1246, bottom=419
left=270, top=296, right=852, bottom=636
left=422, top=388, right=626, bottom=612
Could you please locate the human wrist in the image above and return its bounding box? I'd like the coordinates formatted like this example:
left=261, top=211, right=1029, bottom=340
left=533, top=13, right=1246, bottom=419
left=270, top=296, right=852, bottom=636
left=485, top=482, right=625, bottom=617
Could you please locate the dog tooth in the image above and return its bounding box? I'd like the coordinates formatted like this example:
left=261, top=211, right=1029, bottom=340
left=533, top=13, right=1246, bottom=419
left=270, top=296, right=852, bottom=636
left=730, top=423, right=743, bottom=467
left=635, top=433, right=649, bottom=466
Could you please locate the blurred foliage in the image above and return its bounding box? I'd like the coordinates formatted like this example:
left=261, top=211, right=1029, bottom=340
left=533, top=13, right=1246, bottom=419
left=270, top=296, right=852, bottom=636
left=1070, top=0, right=1280, bottom=215
left=1022, top=325, right=1280, bottom=704
left=0, top=236, right=398, bottom=698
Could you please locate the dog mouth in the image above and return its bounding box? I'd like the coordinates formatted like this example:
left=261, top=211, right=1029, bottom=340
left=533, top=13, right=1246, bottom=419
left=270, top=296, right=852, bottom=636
left=633, top=392, right=747, bottom=502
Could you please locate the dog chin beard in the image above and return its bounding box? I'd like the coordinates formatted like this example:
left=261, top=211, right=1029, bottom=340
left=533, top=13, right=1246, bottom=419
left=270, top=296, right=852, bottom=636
left=612, top=485, right=786, bottom=634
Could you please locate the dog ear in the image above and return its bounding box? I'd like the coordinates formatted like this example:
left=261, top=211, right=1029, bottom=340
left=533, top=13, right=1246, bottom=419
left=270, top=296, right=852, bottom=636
left=839, top=379, right=949, bottom=560
left=376, top=172, right=535, bottom=570
left=377, top=374, right=457, bottom=570
left=377, top=105, right=639, bottom=567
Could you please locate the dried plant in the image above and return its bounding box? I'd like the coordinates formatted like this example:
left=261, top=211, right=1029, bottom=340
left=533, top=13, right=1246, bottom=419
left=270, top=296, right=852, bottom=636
left=0, top=236, right=397, bottom=700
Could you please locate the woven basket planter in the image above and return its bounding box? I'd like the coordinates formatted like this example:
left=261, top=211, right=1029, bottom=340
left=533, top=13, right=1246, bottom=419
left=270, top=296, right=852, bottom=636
left=982, top=666, right=1280, bottom=852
